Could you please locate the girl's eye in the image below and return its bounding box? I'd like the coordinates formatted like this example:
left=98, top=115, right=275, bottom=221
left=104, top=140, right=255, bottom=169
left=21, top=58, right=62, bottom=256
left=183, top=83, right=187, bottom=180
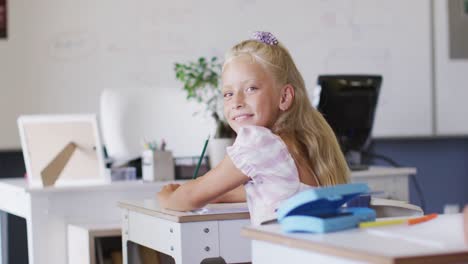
left=223, top=92, right=233, bottom=98
left=246, top=86, right=258, bottom=92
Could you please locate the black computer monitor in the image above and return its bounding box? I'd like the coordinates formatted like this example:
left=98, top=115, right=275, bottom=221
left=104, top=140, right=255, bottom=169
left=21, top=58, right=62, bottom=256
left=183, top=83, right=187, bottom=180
left=316, top=75, right=382, bottom=170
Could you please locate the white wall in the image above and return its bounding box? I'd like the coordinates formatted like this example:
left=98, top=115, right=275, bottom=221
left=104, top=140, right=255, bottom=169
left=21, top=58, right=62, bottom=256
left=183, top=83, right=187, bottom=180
left=0, top=0, right=435, bottom=156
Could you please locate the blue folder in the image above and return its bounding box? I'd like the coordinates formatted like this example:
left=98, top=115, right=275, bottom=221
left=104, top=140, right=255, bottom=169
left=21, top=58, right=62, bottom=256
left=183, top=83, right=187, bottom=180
left=277, top=183, right=376, bottom=233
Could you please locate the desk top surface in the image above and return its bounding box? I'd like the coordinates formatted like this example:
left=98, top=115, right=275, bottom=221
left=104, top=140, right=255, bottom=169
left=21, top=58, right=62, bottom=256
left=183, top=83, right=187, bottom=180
left=0, top=166, right=416, bottom=191
left=242, top=214, right=468, bottom=264
left=350, top=166, right=416, bottom=178
left=119, top=199, right=250, bottom=223
left=0, top=178, right=181, bottom=194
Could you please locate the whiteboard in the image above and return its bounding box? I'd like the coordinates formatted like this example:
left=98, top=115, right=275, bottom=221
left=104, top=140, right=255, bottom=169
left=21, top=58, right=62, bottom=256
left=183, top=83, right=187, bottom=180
left=434, top=0, right=468, bottom=135
left=0, top=0, right=433, bottom=156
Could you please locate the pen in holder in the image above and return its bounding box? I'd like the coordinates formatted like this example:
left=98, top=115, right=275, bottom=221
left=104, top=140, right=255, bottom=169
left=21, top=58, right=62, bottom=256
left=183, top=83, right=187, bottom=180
left=142, top=149, right=175, bottom=181
left=193, top=135, right=210, bottom=179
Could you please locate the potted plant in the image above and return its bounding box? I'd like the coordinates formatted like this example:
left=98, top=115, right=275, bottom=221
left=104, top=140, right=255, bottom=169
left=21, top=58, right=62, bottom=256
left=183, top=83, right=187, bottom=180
left=174, top=56, right=236, bottom=168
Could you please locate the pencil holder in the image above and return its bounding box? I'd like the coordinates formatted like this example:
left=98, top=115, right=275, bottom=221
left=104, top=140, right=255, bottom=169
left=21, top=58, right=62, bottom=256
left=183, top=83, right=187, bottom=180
left=142, top=149, right=175, bottom=181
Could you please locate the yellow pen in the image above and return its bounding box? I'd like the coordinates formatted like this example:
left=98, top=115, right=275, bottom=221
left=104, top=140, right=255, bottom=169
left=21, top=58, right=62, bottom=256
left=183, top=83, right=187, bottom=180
left=359, top=214, right=438, bottom=229
left=359, top=219, right=406, bottom=228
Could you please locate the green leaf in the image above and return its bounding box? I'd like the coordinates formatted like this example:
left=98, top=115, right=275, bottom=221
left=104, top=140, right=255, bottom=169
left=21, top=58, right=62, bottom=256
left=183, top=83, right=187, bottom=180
left=173, top=56, right=226, bottom=132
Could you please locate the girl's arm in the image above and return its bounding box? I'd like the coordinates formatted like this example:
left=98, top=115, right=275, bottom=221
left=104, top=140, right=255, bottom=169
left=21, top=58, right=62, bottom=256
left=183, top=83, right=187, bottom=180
left=210, top=185, right=246, bottom=203
left=157, top=155, right=249, bottom=211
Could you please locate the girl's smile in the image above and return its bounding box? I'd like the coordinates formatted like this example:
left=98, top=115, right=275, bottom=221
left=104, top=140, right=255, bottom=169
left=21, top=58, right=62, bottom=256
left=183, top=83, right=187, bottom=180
left=232, top=113, right=254, bottom=122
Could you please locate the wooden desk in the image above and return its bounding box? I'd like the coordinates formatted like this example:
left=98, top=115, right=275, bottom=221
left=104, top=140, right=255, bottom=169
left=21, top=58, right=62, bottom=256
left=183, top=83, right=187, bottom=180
left=0, top=178, right=177, bottom=264
left=242, top=214, right=468, bottom=264
left=119, top=200, right=251, bottom=264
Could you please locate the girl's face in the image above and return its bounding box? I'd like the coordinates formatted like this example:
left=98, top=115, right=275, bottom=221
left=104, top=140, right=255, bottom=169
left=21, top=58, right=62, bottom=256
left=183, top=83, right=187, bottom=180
left=222, top=56, right=283, bottom=133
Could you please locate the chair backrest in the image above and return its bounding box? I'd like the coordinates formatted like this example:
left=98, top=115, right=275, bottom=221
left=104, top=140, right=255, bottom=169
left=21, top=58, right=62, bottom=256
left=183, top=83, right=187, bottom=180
left=100, top=88, right=158, bottom=164
left=371, top=198, right=423, bottom=218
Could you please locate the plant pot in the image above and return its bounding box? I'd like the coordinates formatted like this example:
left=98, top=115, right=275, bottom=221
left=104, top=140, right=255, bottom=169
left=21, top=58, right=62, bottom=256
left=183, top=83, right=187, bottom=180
left=208, top=138, right=235, bottom=169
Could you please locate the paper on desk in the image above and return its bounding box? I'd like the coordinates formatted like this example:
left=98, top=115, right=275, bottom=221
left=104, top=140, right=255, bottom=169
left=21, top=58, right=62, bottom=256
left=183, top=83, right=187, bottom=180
left=191, top=203, right=249, bottom=215
left=364, top=214, right=464, bottom=249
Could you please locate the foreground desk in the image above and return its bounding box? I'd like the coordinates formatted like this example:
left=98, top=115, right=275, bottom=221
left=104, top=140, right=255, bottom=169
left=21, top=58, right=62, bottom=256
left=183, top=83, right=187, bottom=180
left=243, top=214, right=468, bottom=264
left=119, top=200, right=251, bottom=264
left=0, top=178, right=175, bottom=264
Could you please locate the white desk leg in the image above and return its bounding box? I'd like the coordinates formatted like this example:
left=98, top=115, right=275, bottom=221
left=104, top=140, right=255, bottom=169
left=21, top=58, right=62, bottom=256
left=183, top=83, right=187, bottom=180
left=126, top=211, right=221, bottom=264
left=121, top=209, right=129, bottom=264
left=218, top=219, right=251, bottom=263
left=26, top=196, right=67, bottom=264
left=177, top=221, right=220, bottom=264
left=0, top=211, right=7, bottom=264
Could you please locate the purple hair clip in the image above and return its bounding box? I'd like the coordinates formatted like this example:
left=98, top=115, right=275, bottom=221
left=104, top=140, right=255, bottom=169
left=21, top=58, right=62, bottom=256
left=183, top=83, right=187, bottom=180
left=252, top=31, right=279, bottom=46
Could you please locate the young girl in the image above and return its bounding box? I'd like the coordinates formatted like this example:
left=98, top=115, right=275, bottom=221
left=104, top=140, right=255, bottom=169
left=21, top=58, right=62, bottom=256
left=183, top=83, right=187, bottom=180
left=158, top=31, right=349, bottom=225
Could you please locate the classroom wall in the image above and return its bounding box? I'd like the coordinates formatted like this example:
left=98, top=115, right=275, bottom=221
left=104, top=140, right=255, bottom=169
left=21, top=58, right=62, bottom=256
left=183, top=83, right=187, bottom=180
left=0, top=0, right=437, bottom=157
left=0, top=0, right=466, bottom=188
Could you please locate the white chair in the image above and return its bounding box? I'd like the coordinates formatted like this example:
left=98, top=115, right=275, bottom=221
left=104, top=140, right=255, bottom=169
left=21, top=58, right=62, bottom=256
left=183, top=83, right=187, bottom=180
left=370, top=198, right=423, bottom=218
left=99, top=88, right=159, bottom=165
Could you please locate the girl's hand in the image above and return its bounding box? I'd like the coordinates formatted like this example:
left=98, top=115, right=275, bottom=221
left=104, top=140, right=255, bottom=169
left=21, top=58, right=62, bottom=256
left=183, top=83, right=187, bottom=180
left=155, top=155, right=249, bottom=211
left=157, top=184, right=181, bottom=208
left=162, top=183, right=181, bottom=192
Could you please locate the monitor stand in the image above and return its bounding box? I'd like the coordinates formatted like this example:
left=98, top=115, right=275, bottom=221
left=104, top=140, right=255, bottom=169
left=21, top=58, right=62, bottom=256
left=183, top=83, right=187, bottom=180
left=349, top=164, right=369, bottom=171
left=346, top=150, right=369, bottom=171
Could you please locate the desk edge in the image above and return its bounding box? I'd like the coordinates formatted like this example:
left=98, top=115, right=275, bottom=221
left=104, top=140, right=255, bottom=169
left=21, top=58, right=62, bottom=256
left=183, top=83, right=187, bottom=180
left=119, top=201, right=250, bottom=223
left=241, top=226, right=468, bottom=264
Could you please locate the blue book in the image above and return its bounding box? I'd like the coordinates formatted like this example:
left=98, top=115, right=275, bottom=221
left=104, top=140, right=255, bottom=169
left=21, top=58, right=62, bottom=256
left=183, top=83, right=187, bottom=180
left=277, top=183, right=376, bottom=233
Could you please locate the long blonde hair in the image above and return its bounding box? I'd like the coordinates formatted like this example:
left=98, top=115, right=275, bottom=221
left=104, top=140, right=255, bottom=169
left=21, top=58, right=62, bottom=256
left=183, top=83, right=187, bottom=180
left=224, top=38, right=349, bottom=186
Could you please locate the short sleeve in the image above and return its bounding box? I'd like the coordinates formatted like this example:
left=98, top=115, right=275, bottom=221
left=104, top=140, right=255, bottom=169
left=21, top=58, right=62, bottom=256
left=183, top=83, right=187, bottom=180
left=226, top=126, right=291, bottom=179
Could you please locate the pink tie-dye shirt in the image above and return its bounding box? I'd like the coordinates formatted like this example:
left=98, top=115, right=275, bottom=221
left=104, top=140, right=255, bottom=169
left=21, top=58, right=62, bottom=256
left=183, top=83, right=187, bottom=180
left=227, top=125, right=311, bottom=225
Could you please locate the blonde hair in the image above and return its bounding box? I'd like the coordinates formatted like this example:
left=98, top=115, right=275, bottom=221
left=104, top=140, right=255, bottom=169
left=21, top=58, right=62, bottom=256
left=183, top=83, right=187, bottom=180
left=223, top=39, right=349, bottom=186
